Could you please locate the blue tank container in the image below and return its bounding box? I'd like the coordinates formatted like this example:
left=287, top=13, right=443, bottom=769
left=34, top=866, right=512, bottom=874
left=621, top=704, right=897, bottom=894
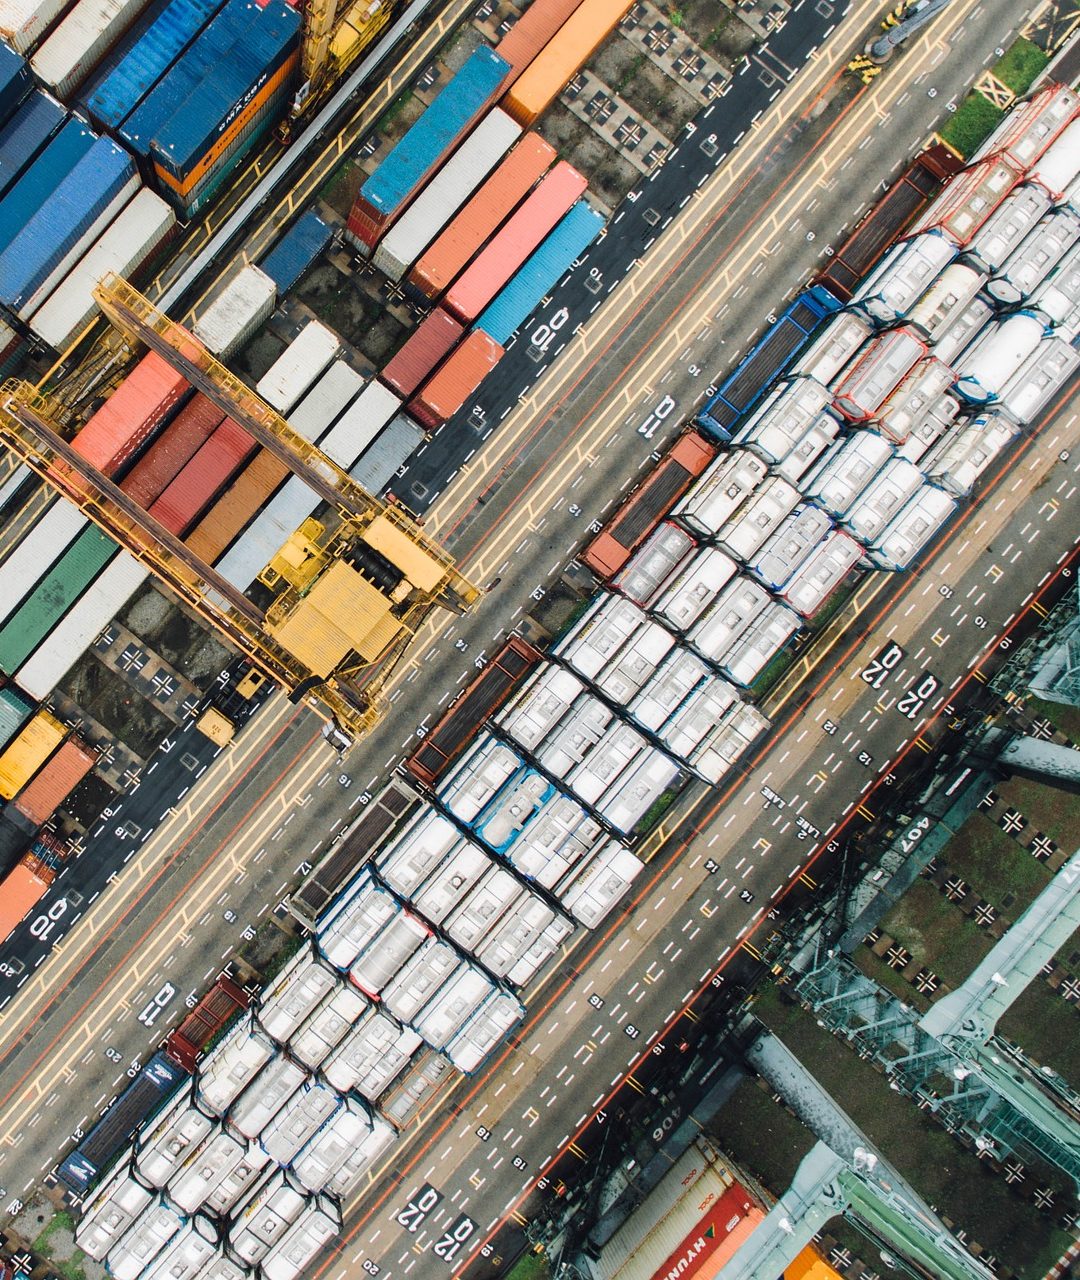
left=0, top=137, right=136, bottom=309
left=82, top=0, right=229, bottom=131
left=0, top=119, right=96, bottom=252
left=0, top=91, right=65, bottom=200
left=0, top=45, right=31, bottom=133
left=358, top=46, right=510, bottom=221
left=259, top=211, right=332, bottom=292
left=476, top=201, right=604, bottom=345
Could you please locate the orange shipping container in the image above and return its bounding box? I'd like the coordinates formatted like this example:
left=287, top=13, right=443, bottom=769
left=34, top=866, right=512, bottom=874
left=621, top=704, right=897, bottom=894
left=0, top=859, right=52, bottom=946
left=408, top=330, right=505, bottom=429
left=496, top=0, right=584, bottom=85
left=185, top=449, right=291, bottom=566
left=502, top=0, right=635, bottom=126
left=73, top=352, right=191, bottom=478
left=12, top=737, right=97, bottom=828
left=409, top=133, right=556, bottom=301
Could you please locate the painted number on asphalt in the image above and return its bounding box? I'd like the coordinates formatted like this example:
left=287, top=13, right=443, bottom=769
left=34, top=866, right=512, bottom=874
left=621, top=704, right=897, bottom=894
left=860, top=641, right=905, bottom=690
left=897, top=672, right=941, bottom=721
left=137, top=983, right=176, bottom=1028
left=432, top=1214, right=477, bottom=1263
left=395, top=1183, right=441, bottom=1232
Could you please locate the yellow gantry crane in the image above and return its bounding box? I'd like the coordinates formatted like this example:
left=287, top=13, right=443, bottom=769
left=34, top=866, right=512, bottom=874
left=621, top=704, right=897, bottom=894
left=291, top=0, right=394, bottom=126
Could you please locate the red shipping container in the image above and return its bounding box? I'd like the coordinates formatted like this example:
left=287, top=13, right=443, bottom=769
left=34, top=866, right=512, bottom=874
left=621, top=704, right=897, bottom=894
left=11, top=737, right=97, bottom=828
left=186, top=449, right=291, bottom=566
left=150, top=417, right=257, bottom=536
left=408, top=330, right=505, bottom=429
left=380, top=309, right=464, bottom=399
left=444, top=162, right=587, bottom=321
left=409, top=134, right=555, bottom=301
left=121, top=395, right=227, bottom=509
left=72, top=352, right=191, bottom=478
left=497, top=0, right=584, bottom=84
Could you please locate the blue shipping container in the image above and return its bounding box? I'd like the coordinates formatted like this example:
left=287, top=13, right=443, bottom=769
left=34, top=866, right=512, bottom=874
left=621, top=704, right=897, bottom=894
left=0, top=91, right=65, bottom=201
left=259, top=210, right=332, bottom=292
left=0, top=137, right=136, bottom=310
left=359, top=46, right=510, bottom=219
left=0, top=119, right=96, bottom=253
left=82, top=0, right=229, bottom=131
left=476, top=200, right=604, bottom=345
left=0, top=45, right=31, bottom=133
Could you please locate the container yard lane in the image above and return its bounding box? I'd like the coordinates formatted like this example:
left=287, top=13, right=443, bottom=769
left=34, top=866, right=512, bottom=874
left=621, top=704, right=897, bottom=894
left=0, top=0, right=1064, bottom=1238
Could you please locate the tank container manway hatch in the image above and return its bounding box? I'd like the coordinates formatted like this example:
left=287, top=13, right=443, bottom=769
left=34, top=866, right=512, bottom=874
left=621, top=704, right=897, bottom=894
left=0, top=276, right=479, bottom=743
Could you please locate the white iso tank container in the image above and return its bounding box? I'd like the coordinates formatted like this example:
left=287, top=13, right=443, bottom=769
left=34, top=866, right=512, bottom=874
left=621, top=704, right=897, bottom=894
left=410, top=966, right=495, bottom=1048
left=802, top=431, right=894, bottom=519
left=138, top=1219, right=218, bottom=1280
left=907, top=156, right=1020, bottom=246
left=324, top=1121, right=397, bottom=1201
left=652, top=547, right=737, bottom=632
left=599, top=746, right=680, bottom=837
left=322, top=1010, right=422, bottom=1099
left=500, top=794, right=607, bottom=890
left=997, top=335, right=1080, bottom=424
left=498, top=665, right=585, bottom=753
left=31, top=0, right=148, bottom=95
left=731, top=376, right=831, bottom=465
left=747, top=504, right=832, bottom=590
left=381, top=937, right=463, bottom=1026
left=374, top=109, right=522, bottom=281
left=471, top=767, right=554, bottom=856
left=789, top=311, right=872, bottom=385
left=869, top=486, right=958, bottom=570
left=689, top=701, right=769, bottom=785
left=932, top=293, right=993, bottom=365
left=555, top=841, right=643, bottom=927
left=672, top=449, right=768, bottom=537
left=316, top=869, right=398, bottom=970
left=259, top=1080, right=339, bottom=1167
left=192, top=265, right=276, bottom=359
left=258, top=950, right=339, bottom=1046
left=317, top=379, right=402, bottom=469
left=907, top=262, right=986, bottom=342
left=290, top=984, right=368, bottom=1071
left=875, top=357, right=955, bottom=444
left=350, top=412, right=423, bottom=495
left=227, top=1170, right=307, bottom=1266
left=444, top=989, right=525, bottom=1074
left=972, top=82, right=1080, bottom=170
left=658, top=677, right=738, bottom=765
left=256, top=321, right=341, bottom=413
left=719, top=603, right=801, bottom=688
left=612, top=521, right=696, bottom=607
left=75, top=1164, right=154, bottom=1260
left=628, top=647, right=712, bottom=733
left=290, top=1097, right=372, bottom=1193
left=229, top=1054, right=307, bottom=1140
left=168, top=1131, right=268, bottom=1217
left=444, top=867, right=524, bottom=953
left=536, top=692, right=612, bottom=779
left=842, top=458, right=924, bottom=543
left=688, top=576, right=770, bottom=665
left=594, top=618, right=675, bottom=705
left=412, top=842, right=492, bottom=925
left=482, top=899, right=572, bottom=983
left=567, top=719, right=649, bottom=806
left=832, top=327, right=927, bottom=421
left=195, top=1015, right=275, bottom=1117
left=986, top=207, right=1080, bottom=306
left=135, top=1095, right=216, bottom=1188
left=349, top=909, right=431, bottom=998
left=963, top=184, right=1051, bottom=272
left=715, top=476, right=800, bottom=563
left=259, top=1200, right=340, bottom=1280
left=895, top=394, right=959, bottom=465
left=924, top=410, right=1020, bottom=496
left=437, top=736, right=520, bottom=825
left=1029, top=239, right=1080, bottom=331
left=106, top=1197, right=186, bottom=1280
left=29, top=189, right=175, bottom=351
left=554, top=593, right=643, bottom=680
left=375, top=809, right=461, bottom=895
left=1028, top=117, right=1080, bottom=199
left=850, top=233, right=956, bottom=325
left=187, top=1254, right=246, bottom=1280
left=781, top=529, right=863, bottom=619
left=774, top=413, right=841, bottom=485
left=953, top=311, right=1046, bottom=402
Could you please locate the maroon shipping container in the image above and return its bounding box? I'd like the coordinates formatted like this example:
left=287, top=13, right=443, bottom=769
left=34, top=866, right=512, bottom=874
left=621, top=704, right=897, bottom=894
left=380, top=309, right=464, bottom=399
left=12, top=737, right=97, bottom=828
left=444, top=161, right=587, bottom=321
left=72, top=353, right=191, bottom=477
left=121, top=395, right=227, bottom=509
left=496, top=0, right=583, bottom=84
left=165, top=974, right=251, bottom=1071
left=408, top=330, right=505, bottom=429
left=149, top=417, right=257, bottom=535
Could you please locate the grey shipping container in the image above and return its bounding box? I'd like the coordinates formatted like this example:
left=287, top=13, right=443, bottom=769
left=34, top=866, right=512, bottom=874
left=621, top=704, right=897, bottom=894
left=349, top=415, right=423, bottom=496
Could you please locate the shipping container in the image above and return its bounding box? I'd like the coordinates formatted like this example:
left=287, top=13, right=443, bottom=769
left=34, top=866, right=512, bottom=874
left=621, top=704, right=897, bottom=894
left=0, top=90, right=64, bottom=198
left=612, top=521, right=695, bottom=608
left=170, top=1130, right=268, bottom=1217
left=380, top=308, right=462, bottom=399
left=924, top=410, right=1020, bottom=496
left=0, top=134, right=137, bottom=313
left=953, top=311, right=1047, bottom=403
left=672, top=448, right=767, bottom=539
left=259, top=1202, right=339, bottom=1280
left=780, top=528, right=864, bottom=619
left=373, top=108, right=522, bottom=282
left=997, top=335, right=1080, bottom=424
left=349, top=910, right=430, bottom=998
left=192, top=263, right=275, bottom=357
left=121, top=393, right=224, bottom=507
left=74, top=1165, right=155, bottom=1254
left=1030, top=239, right=1080, bottom=330
left=476, top=198, right=604, bottom=344
left=408, top=329, right=504, bottom=428
left=985, top=207, right=1080, bottom=307
left=74, top=351, right=190, bottom=476
left=227, top=1170, right=307, bottom=1266
left=869, top=485, right=957, bottom=570
left=16, top=552, right=147, bottom=699
left=316, top=378, right=401, bottom=469
left=107, top=1198, right=185, bottom=1280
left=502, top=0, right=634, bottom=126
left=963, top=183, right=1051, bottom=272
left=443, top=161, right=587, bottom=322
left=1028, top=117, right=1080, bottom=199
left=28, top=186, right=175, bottom=350
left=895, top=393, right=958, bottom=466
left=932, top=292, right=993, bottom=365
left=0, top=499, right=85, bottom=628
left=802, top=431, right=894, bottom=518
left=906, top=262, right=986, bottom=342
left=554, top=594, right=648, bottom=678
left=0, top=43, right=32, bottom=128
left=135, top=1095, right=215, bottom=1188
left=164, top=974, right=249, bottom=1071
left=149, top=415, right=256, bottom=535
left=0, top=525, right=116, bottom=674
left=11, top=734, right=95, bottom=826
left=553, top=840, right=641, bottom=927
left=0, top=709, right=65, bottom=798
left=0, top=854, right=52, bottom=945
left=730, top=377, right=831, bottom=467
left=291, top=1095, right=375, bottom=1190
left=972, top=82, right=1079, bottom=170
left=255, top=320, right=340, bottom=412
left=747, top=504, right=832, bottom=591
left=184, top=449, right=288, bottom=565
left=288, top=984, right=367, bottom=1071
left=258, top=209, right=332, bottom=293
left=0, top=115, right=95, bottom=251
left=849, top=232, right=956, bottom=326
left=719, top=602, right=801, bottom=688
left=874, top=357, right=955, bottom=445
left=0, top=685, right=34, bottom=749
left=832, top=326, right=926, bottom=422
left=347, top=45, right=511, bottom=249
left=128, top=1219, right=216, bottom=1280
left=408, top=131, right=555, bottom=300
left=651, top=546, right=737, bottom=632
left=31, top=0, right=157, bottom=99
left=321, top=1010, right=421, bottom=1099
left=907, top=155, right=1022, bottom=246
left=496, top=0, right=582, bottom=84
left=716, top=476, right=800, bottom=564
left=788, top=311, right=871, bottom=386
left=687, top=576, right=770, bottom=666
left=842, top=457, right=924, bottom=543
left=0, top=0, right=68, bottom=51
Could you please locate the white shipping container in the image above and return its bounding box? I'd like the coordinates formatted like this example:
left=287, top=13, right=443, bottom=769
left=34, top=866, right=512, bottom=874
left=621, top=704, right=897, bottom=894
left=781, top=530, right=863, bottom=619
left=228, top=1172, right=307, bottom=1266
left=963, top=184, right=1051, bottom=272
left=925, top=411, right=1020, bottom=496
left=773, top=413, right=841, bottom=485
left=907, top=262, right=986, bottom=341
left=731, top=377, right=831, bottom=465
left=843, top=458, right=924, bottom=543
left=986, top=207, right=1080, bottom=307
left=953, top=312, right=1046, bottom=403
left=289, top=360, right=365, bottom=441
left=0, top=0, right=66, bottom=51
left=317, top=379, right=401, bottom=468
left=1029, top=240, right=1080, bottom=329
left=256, top=321, right=341, bottom=412
left=1029, top=117, right=1080, bottom=199
left=972, top=82, right=1079, bottom=170
left=932, top=294, right=993, bottom=365
left=30, top=189, right=175, bottom=351
left=672, top=449, right=767, bottom=537
left=599, top=748, right=680, bottom=835
left=875, top=357, right=955, bottom=445
left=788, top=311, right=871, bottom=385
left=444, top=990, right=524, bottom=1074
left=803, top=432, right=894, bottom=519
left=747, top=503, right=832, bottom=590
left=832, top=327, right=926, bottom=421
left=350, top=413, right=423, bottom=495
left=138, top=1221, right=217, bottom=1280
left=715, top=476, right=800, bottom=563
left=0, top=498, right=85, bottom=625
left=374, top=109, right=522, bottom=281
left=688, top=576, right=770, bottom=665
left=31, top=0, right=153, bottom=96
left=652, top=547, right=737, bottom=632
left=555, top=842, right=642, bottom=928
left=192, top=265, right=276, bottom=359
left=107, top=1200, right=185, bottom=1280
left=850, top=233, right=956, bottom=325
left=76, top=1166, right=154, bottom=1260
left=869, top=486, right=957, bottom=570
left=720, top=603, right=801, bottom=688
left=998, top=335, right=1080, bottom=424
left=259, top=1203, right=339, bottom=1280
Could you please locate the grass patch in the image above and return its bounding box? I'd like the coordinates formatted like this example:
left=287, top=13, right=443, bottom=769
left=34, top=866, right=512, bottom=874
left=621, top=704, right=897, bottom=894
left=32, top=1210, right=88, bottom=1280
left=880, top=878, right=994, bottom=990
left=999, top=977, right=1080, bottom=1089
left=853, top=945, right=931, bottom=1014
left=748, top=644, right=796, bottom=699
left=376, top=90, right=414, bottom=135
left=940, top=813, right=1051, bottom=911
left=993, top=37, right=1049, bottom=95
left=994, top=774, right=1079, bottom=849
left=636, top=787, right=679, bottom=837
left=1023, top=695, right=1080, bottom=743
left=939, top=92, right=1005, bottom=158
left=504, top=1250, right=551, bottom=1280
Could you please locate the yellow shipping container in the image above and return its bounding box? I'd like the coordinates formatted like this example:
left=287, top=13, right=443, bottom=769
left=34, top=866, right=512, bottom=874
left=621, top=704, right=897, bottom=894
left=0, top=710, right=66, bottom=800
left=502, top=0, right=635, bottom=127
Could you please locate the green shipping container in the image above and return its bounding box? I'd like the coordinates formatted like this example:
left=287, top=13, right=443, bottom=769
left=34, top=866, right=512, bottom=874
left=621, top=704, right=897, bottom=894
left=0, top=527, right=116, bottom=674
left=0, top=686, right=34, bottom=749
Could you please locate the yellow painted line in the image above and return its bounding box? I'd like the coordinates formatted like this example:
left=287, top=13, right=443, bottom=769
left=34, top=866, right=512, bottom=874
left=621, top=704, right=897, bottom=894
left=855, top=804, right=874, bottom=820
left=799, top=872, right=818, bottom=889
left=972, top=668, right=988, bottom=683
left=567, top=1141, right=588, bottom=1158
left=510, top=1210, right=528, bottom=1227
left=913, top=736, right=933, bottom=753
left=624, top=1076, right=645, bottom=1095
left=1031, top=600, right=1049, bottom=618
left=683, top=1008, right=700, bottom=1023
